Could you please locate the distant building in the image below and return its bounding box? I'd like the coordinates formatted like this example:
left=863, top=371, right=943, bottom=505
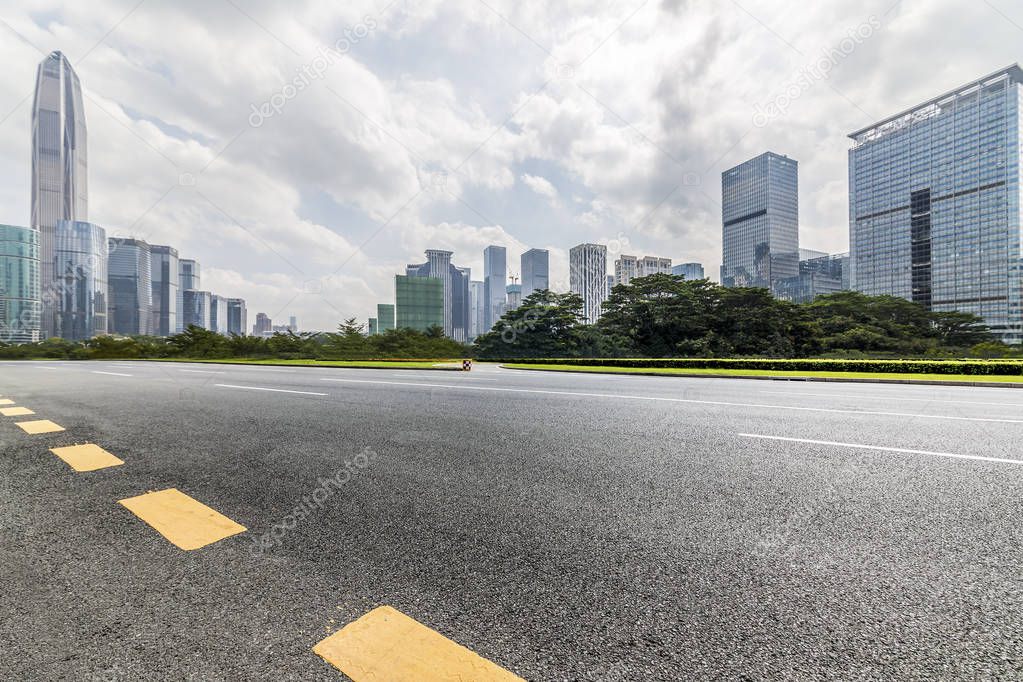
left=209, top=294, right=228, bottom=335
left=376, top=303, right=395, bottom=333
left=616, top=254, right=672, bottom=285
left=520, top=248, right=549, bottom=300
left=149, top=244, right=178, bottom=336
left=570, top=243, right=607, bottom=324
left=367, top=317, right=378, bottom=335
left=182, top=290, right=211, bottom=330
left=226, top=298, right=247, bottom=336
left=395, top=274, right=444, bottom=332
left=607, top=274, right=615, bottom=293
left=483, top=245, right=506, bottom=331
left=506, top=283, right=522, bottom=311
left=721, top=151, right=798, bottom=293
left=0, top=225, right=41, bottom=344
left=288, top=315, right=297, bottom=333
left=775, top=252, right=848, bottom=303
left=108, top=237, right=152, bottom=336
left=54, top=220, right=106, bottom=341
left=469, top=280, right=485, bottom=338
left=406, top=249, right=470, bottom=340
left=252, top=312, right=271, bottom=336
left=177, top=258, right=199, bottom=333
left=849, top=65, right=1023, bottom=344
left=671, top=262, right=705, bottom=280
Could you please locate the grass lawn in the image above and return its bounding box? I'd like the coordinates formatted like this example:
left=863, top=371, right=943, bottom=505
left=500, top=363, right=1023, bottom=384
left=142, top=358, right=466, bottom=370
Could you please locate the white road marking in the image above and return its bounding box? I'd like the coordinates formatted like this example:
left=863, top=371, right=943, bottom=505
left=761, top=390, right=1023, bottom=408
left=215, top=383, right=327, bottom=396
left=92, top=371, right=132, bottom=377
left=318, top=378, right=1023, bottom=424
left=180, top=369, right=225, bottom=374
left=738, top=433, right=1023, bottom=466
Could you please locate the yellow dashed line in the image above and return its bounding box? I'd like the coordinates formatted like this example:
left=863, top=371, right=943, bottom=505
left=313, top=606, right=524, bottom=681
left=0, top=398, right=15, bottom=405
left=50, top=444, right=125, bottom=472
left=1, top=406, right=34, bottom=416
left=118, top=488, right=246, bottom=550
left=16, top=419, right=65, bottom=434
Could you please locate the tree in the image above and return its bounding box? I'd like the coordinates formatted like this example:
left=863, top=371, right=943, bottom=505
left=474, top=290, right=588, bottom=358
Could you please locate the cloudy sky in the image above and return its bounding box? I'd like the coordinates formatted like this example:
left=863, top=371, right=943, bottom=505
left=0, top=0, right=1020, bottom=331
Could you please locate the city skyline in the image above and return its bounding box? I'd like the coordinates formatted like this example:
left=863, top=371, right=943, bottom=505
left=2, top=3, right=1018, bottom=331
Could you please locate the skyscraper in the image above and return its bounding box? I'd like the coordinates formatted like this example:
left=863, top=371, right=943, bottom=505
left=615, top=254, right=673, bottom=286
left=849, top=65, right=1023, bottom=344
left=671, top=262, right=705, bottom=280
left=376, top=303, right=395, bottom=333
left=395, top=274, right=444, bottom=331
left=149, top=244, right=179, bottom=336
left=483, top=245, right=506, bottom=331
left=0, top=225, right=41, bottom=344
left=570, top=243, right=607, bottom=324
left=469, top=280, right=485, bottom=339
left=252, top=312, right=271, bottom=336
left=53, top=220, right=106, bottom=341
left=520, top=248, right=549, bottom=300
left=177, top=258, right=199, bottom=333
left=506, top=283, right=522, bottom=311
left=181, top=289, right=211, bottom=330
left=226, top=298, right=247, bottom=336
left=406, top=249, right=470, bottom=340
left=32, top=51, right=87, bottom=337
left=721, top=152, right=798, bottom=292
left=108, top=238, right=153, bottom=336
left=209, top=294, right=228, bottom=335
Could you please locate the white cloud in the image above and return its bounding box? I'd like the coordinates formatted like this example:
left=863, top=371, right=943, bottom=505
left=520, top=173, right=558, bottom=204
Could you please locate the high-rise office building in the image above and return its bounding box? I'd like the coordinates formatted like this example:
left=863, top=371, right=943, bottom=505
left=520, top=248, right=549, bottom=300
left=53, top=220, right=106, bottom=341
left=149, top=244, right=179, bottom=336
left=108, top=238, right=152, bottom=336
left=483, top=245, right=506, bottom=331
left=32, top=51, right=88, bottom=338
left=607, top=274, right=615, bottom=294
left=775, top=252, right=848, bottom=304
left=367, top=317, right=378, bottom=335
left=395, top=274, right=444, bottom=331
left=616, top=255, right=672, bottom=286
left=226, top=298, right=247, bottom=336
left=469, top=280, right=485, bottom=339
left=849, top=65, right=1023, bottom=343
left=570, top=243, right=608, bottom=324
left=209, top=294, right=228, bottom=335
left=405, top=250, right=470, bottom=340
left=0, top=225, right=41, bottom=344
left=376, top=303, right=395, bottom=333
left=177, top=259, right=199, bottom=333
left=252, top=312, right=271, bottom=336
left=289, top=315, right=297, bottom=332
left=182, top=289, right=211, bottom=330
left=671, top=262, right=705, bottom=280
left=506, top=283, right=522, bottom=310
left=721, top=152, right=799, bottom=292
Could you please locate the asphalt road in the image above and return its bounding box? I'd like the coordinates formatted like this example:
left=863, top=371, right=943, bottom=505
left=1, top=359, right=1022, bottom=680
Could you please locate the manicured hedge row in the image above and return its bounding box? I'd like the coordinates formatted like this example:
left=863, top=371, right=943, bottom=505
left=489, top=358, right=1023, bottom=376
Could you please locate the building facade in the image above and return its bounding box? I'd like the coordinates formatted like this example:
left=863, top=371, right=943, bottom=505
left=849, top=65, right=1023, bottom=343
left=108, top=238, right=152, bottom=336
left=149, top=244, right=179, bottom=336
left=520, top=248, right=549, bottom=300
left=177, top=259, right=199, bottom=334
left=506, top=283, right=522, bottom=310
left=570, top=243, right=608, bottom=324
left=469, top=280, right=485, bottom=339
left=0, top=225, right=41, bottom=344
left=209, top=294, right=228, bottom=335
left=226, top=298, right=247, bottom=336
left=616, top=255, right=672, bottom=286
left=395, top=274, right=444, bottom=332
left=376, top=303, right=395, bottom=333
left=721, top=152, right=799, bottom=292
left=53, top=220, right=106, bottom=341
left=406, top=250, right=470, bottom=340
left=182, top=289, right=211, bottom=330
left=483, top=245, right=506, bottom=331
left=32, top=51, right=88, bottom=338
left=252, top=312, right=271, bottom=336
left=671, top=262, right=705, bottom=280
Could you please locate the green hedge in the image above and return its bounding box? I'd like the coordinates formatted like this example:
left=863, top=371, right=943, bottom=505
left=491, top=358, right=1023, bottom=376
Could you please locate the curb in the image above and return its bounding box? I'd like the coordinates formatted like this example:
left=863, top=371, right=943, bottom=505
left=497, top=365, right=1023, bottom=388
left=117, top=359, right=466, bottom=371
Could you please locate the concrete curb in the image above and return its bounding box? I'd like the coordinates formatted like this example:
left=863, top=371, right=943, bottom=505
left=498, top=365, right=1023, bottom=388
left=121, top=359, right=466, bottom=371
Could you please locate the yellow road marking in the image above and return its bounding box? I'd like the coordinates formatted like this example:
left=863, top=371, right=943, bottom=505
left=118, top=488, right=246, bottom=550
left=50, top=444, right=124, bottom=472
left=0, top=398, right=15, bottom=405
left=16, top=419, right=65, bottom=434
left=313, top=606, right=524, bottom=681
left=1, top=406, right=34, bottom=416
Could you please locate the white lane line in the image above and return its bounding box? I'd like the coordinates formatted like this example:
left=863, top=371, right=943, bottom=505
left=92, top=371, right=132, bottom=377
left=319, top=378, right=1023, bottom=424
left=738, top=433, right=1023, bottom=466
left=760, top=390, right=1023, bottom=408
left=215, top=383, right=327, bottom=396
left=180, top=369, right=225, bottom=374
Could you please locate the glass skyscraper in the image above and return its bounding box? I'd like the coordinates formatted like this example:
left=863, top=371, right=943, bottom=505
left=849, top=65, right=1023, bottom=344
left=671, top=262, right=705, bottom=280
left=32, top=51, right=87, bottom=338
left=721, top=152, right=798, bottom=292
left=520, top=248, right=549, bottom=300
left=376, top=303, right=395, bottom=332
left=182, top=289, right=211, bottom=330
left=209, top=294, right=228, bottom=335
left=395, top=275, right=444, bottom=332
left=405, top=250, right=470, bottom=341
left=150, top=244, right=179, bottom=336
left=569, top=243, right=608, bottom=324
left=108, top=238, right=153, bottom=336
left=53, top=220, right=106, bottom=341
left=227, top=298, right=247, bottom=336
left=0, top=225, right=41, bottom=344
left=483, top=245, right=506, bottom=331
left=177, top=258, right=199, bottom=333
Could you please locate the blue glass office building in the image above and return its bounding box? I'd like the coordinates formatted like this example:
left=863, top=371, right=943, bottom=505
left=108, top=237, right=152, bottom=336
left=721, top=152, right=799, bottom=292
left=53, top=220, right=106, bottom=340
left=849, top=65, right=1023, bottom=344
left=0, top=225, right=41, bottom=343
